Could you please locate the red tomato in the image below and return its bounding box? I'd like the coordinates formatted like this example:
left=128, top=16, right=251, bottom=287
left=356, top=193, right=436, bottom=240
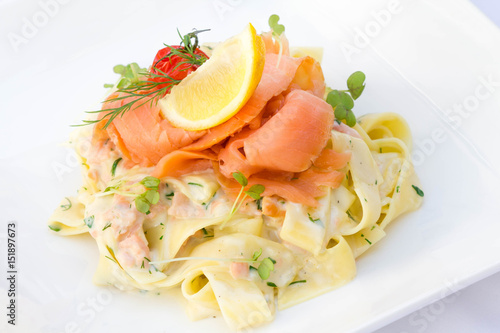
left=149, top=46, right=208, bottom=92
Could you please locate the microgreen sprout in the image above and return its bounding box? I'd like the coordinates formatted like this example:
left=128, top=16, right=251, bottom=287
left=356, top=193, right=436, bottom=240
left=326, top=71, right=366, bottom=127
left=268, top=14, right=285, bottom=67
left=220, top=171, right=265, bottom=230
left=134, top=176, right=161, bottom=215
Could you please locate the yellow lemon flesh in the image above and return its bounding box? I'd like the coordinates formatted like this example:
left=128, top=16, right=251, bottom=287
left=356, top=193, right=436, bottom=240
left=159, top=23, right=265, bottom=131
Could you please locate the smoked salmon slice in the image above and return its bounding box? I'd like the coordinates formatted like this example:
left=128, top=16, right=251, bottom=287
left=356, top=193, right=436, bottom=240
left=152, top=150, right=216, bottom=178
left=218, top=129, right=262, bottom=179
left=313, top=149, right=351, bottom=171
left=243, top=90, right=335, bottom=173
left=102, top=93, right=205, bottom=166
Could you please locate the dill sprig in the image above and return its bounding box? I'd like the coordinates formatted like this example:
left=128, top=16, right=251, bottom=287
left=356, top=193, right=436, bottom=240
left=76, top=29, right=210, bottom=130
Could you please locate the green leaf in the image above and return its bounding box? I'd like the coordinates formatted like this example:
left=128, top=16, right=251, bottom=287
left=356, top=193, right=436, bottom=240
left=252, top=248, right=262, bottom=261
left=111, top=157, right=122, bottom=177
left=334, top=104, right=356, bottom=128
left=103, top=83, right=114, bottom=88
left=245, top=184, right=265, bottom=200
left=268, top=14, right=285, bottom=36
left=289, top=280, right=307, bottom=286
left=135, top=196, right=151, bottom=214
left=345, top=110, right=357, bottom=127
left=267, top=282, right=277, bottom=288
left=104, top=183, right=121, bottom=192
left=307, top=213, right=320, bottom=223
left=129, top=63, right=142, bottom=81
left=116, top=78, right=129, bottom=89
left=334, top=104, right=347, bottom=120
left=124, top=65, right=135, bottom=80
left=232, top=171, right=248, bottom=187
left=102, top=222, right=112, bottom=231
left=248, top=184, right=265, bottom=195
left=256, top=197, right=263, bottom=211
left=347, top=71, right=366, bottom=100
left=257, top=257, right=275, bottom=280
left=412, top=185, right=424, bottom=197
left=326, top=90, right=354, bottom=110
left=141, top=176, right=160, bottom=189
left=113, top=64, right=125, bottom=74
left=84, top=215, right=94, bottom=228
left=144, top=189, right=160, bottom=205
left=48, top=225, right=61, bottom=232
left=60, top=197, right=72, bottom=211
left=188, top=182, right=203, bottom=187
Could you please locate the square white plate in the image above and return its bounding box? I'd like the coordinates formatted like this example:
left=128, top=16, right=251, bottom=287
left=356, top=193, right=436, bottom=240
left=1, top=0, right=500, bottom=332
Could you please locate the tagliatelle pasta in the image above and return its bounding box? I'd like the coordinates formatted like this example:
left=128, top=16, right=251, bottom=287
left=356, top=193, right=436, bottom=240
left=48, top=19, right=423, bottom=331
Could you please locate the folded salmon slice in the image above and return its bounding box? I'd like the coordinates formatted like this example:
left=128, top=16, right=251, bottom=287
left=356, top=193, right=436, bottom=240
left=102, top=93, right=205, bottom=166
left=313, top=149, right=351, bottom=171
left=218, top=129, right=263, bottom=178
left=243, top=90, right=334, bottom=173
left=152, top=150, right=216, bottom=178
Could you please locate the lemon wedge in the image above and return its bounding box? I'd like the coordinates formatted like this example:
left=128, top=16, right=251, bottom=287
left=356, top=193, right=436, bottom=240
left=159, top=23, right=265, bottom=130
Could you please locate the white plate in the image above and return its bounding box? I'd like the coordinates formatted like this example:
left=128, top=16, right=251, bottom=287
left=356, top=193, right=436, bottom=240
left=1, top=0, right=500, bottom=332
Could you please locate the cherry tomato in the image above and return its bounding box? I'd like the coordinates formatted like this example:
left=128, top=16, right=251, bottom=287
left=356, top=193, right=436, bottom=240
left=149, top=46, right=208, bottom=92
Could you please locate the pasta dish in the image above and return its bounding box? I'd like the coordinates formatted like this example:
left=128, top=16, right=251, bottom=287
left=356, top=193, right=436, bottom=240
left=48, top=16, right=423, bottom=330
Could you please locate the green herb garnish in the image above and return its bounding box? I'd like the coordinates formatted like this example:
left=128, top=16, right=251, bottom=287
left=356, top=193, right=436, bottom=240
left=134, top=176, right=161, bottom=214
left=60, top=197, right=72, bottom=211
left=102, top=222, right=112, bottom=231
left=289, top=280, right=307, bottom=286
left=84, top=215, right=94, bottom=228
left=268, top=14, right=285, bottom=67
left=267, top=282, right=277, bottom=288
left=307, top=213, right=321, bottom=224
left=188, top=182, right=203, bottom=187
left=257, top=257, right=275, bottom=280
left=220, top=171, right=265, bottom=229
left=252, top=248, right=262, bottom=261
left=326, top=71, right=366, bottom=127
left=412, top=185, right=424, bottom=197
left=256, top=197, right=263, bottom=211
left=111, top=157, right=122, bottom=177
left=105, top=245, right=122, bottom=268
left=48, top=225, right=61, bottom=232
